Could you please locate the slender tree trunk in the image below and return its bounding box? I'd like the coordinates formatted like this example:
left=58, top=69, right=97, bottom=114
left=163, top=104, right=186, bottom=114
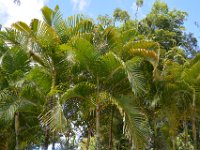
left=153, top=117, right=157, bottom=150
left=51, top=68, right=57, bottom=90
left=52, top=141, right=55, bottom=150
left=44, top=128, right=49, bottom=150
left=197, top=128, right=200, bottom=149
left=192, top=115, right=197, bottom=149
left=86, top=129, right=91, bottom=150
left=129, top=137, right=133, bottom=150
left=192, top=90, right=197, bottom=150
left=118, top=143, right=120, bottom=150
left=52, top=132, right=56, bottom=150
left=184, top=113, right=188, bottom=150
left=44, top=67, right=57, bottom=150
left=108, top=107, right=114, bottom=150
left=96, top=104, right=100, bottom=150
left=60, top=141, right=64, bottom=150
left=96, top=77, right=101, bottom=150
left=15, top=112, right=20, bottom=150
left=172, top=136, right=176, bottom=150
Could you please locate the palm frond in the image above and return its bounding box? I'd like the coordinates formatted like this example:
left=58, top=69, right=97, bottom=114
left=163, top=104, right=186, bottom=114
left=13, top=19, right=60, bottom=52
left=41, top=6, right=54, bottom=26
left=70, top=38, right=100, bottom=74
left=129, top=49, right=159, bottom=69
left=61, top=82, right=96, bottom=103
left=0, top=97, right=19, bottom=122
left=111, top=53, right=146, bottom=95
left=26, top=66, right=51, bottom=94
left=182, top=61, right=200, bottom=83
left=102, top=27, right=120, bottom=50
left=113, top=95, right=149, bottom=150
left=126, top=57, right=147, bottom=95
left=39, top=100, right=67, bottom=132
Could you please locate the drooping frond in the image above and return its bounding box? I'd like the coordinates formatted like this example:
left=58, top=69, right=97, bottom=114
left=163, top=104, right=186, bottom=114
left=124, top=40, right=160, bottom=52
left=39, top=100, right=67, bottom=132
left=110, top=52, right=146, bottom=95
left=102, top=27, right=120, bottom=50
left=13, top=19, right=61, bottom=52
left=190, top=53, right=200, bottom=66
left=61, top=82, right=96, bottom=103
left=120, top=41, right=160, bottom=80
left=96, top=52, right=129, bottom=94
left=1, top=47, right=30, bottom=82
left=113, top=95, right=149, bottom=150
left=0, top=28, right=29, bottom=48
left=125, top=57, right=147, bottom=95
left=122, top=41, right=160, bottom=61
left=129, top=49, right=159, bottom=69
left=182, top=61, right=200, bottom=83
left=0, top=90, right=35, bottom=122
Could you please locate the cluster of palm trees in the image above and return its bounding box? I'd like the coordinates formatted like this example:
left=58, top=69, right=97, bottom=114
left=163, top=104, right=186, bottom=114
left=0, top=4, right=200, bottom=150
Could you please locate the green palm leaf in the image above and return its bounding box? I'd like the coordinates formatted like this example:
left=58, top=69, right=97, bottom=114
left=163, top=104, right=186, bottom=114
left=39, top=100, right=67, bottom=132
left=113, top=95, right=149, bottom=150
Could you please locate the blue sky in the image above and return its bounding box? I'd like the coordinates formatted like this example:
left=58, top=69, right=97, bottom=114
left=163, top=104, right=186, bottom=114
left=46, top=0, right=200, bottom=39
left=0, top=0, right=199, bottom=40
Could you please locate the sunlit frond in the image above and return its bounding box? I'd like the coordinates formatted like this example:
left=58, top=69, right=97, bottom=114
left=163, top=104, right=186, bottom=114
left=39, top=100, right=67, bottom=132
left=61, top=82, right=96, bottom=103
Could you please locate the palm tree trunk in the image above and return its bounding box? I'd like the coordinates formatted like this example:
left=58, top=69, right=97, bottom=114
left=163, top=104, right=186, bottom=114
left=51, top=68, right=57, bottom=90
left=117, top=143, right=120, bottom=150
left=52, top=141, right=55, bottom=150
left=153, top=117, right=157, bottom=150
left=96, top=77, right=101, bottom=150
left=184, top=113, right=188, bottom=150
left=60, top=141, right=64, bottom=150
left=192, top=90, right=197, bottom=150
left=192, top=115, right=197, bottom=149
left=96, top=104, right=100, bottom=150
left=172, top=136, right=176, bottom=150
left=108, top=106, right=114, bottom=150
left=44, top=128, right=49, bottom=150
left=15, top=112, right=20, bottom=150
left=86, top=129, right=91, bottom=150
left=44, top=67, right=57, bottom=150
left=52, top=132, right=56, bottom=150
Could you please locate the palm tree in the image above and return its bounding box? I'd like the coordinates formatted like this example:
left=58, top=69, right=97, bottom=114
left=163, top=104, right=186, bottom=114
left=59, top=22, right=161, bottom=148
left=149, top=47, right=200, bottom=149
left=181, top=57, right=200, bottom=150
left=0, top=31, right=36, bottom=149
left=11, top=6, right=95, bottom=149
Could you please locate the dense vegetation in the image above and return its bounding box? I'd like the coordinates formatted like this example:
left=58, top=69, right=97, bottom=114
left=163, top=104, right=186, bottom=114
left=0, top=0, right=200, bottom=149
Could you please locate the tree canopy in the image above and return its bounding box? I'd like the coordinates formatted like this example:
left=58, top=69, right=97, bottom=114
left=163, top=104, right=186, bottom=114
left=1, top=1, right=200, bottom=150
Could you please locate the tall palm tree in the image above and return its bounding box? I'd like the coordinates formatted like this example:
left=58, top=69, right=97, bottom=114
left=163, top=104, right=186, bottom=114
left=11, top=6, right=95, bottom=149
left=0, top=32, right=35, bottom=149
left=59, top=27, right=161, bottom=149
left=181, top=58, right=200, bottom=150
left=8, top=6, right=160, bottom=149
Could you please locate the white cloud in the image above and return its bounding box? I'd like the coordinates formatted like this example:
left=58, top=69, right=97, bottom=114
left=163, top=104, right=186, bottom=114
left=0, top=0, right=48, bottom=27
left=71, top=0, right=90, bottom=11
left=131, top=2, right=145, bottom=19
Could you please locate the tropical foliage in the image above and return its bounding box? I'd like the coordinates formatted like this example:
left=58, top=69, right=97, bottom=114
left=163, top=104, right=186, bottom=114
left=1, top=1, right=200, bottom=149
